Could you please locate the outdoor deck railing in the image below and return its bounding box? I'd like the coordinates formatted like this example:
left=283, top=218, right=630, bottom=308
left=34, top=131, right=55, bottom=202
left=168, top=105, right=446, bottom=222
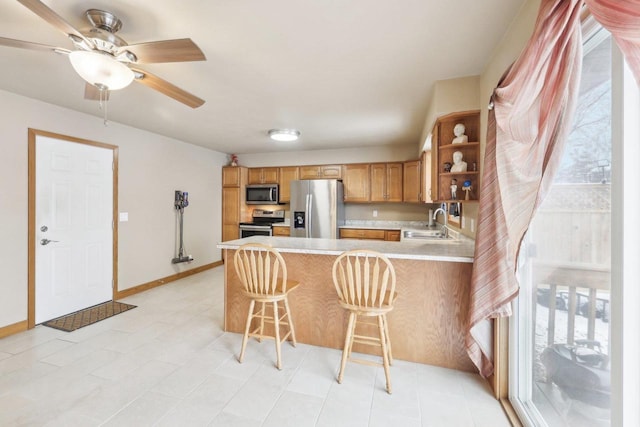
left=533, top=260, right=610, bottom=348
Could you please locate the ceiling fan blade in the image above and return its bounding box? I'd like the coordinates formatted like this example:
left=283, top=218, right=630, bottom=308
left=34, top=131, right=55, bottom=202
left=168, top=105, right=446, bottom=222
left=18, top=0, right=94, bottom=49
left=84, top=83, right=109, bottom=101
left=131, top=67, right=205, bottom=108
left=123, top=39, right=206, bottom=64
left=0, top=36, right=65, bottom=52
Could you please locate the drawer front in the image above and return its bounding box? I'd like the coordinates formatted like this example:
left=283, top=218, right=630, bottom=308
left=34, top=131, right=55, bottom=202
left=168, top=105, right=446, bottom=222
left=384, top=230, right=401, bottom=241
left=272, top=226, right=290, bottom=236
left=340, top=228, right=386, bottom=240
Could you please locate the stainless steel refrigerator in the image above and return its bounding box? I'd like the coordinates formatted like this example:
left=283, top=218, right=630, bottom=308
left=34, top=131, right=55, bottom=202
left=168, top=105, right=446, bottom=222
left=289, top=180, right=345, bottom=238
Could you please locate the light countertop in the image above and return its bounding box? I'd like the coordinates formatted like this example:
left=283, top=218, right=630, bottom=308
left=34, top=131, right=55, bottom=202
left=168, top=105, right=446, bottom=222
left=217, top=235, right=474, bottom=263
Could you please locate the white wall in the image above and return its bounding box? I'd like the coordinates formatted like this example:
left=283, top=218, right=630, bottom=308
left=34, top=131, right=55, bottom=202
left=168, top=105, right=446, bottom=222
left=0, top=89, right=227, bottom=328
left=419, top=75, right=481, bottom=150
left=479, top=0, right=541, bottom=171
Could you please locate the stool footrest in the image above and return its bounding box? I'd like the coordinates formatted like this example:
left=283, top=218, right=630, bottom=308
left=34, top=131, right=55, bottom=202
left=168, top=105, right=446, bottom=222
left=352, top=334, right=381, bottom=345
left=348, top=357, right=385, bottom=368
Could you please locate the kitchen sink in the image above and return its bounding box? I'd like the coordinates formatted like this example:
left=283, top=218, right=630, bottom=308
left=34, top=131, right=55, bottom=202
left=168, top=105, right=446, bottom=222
left=402, top=229, right=455, bottom=242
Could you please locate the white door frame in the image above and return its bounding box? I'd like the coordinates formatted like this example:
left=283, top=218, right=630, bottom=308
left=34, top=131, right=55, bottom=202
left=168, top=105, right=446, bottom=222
left=28, top=129, right=119, bottom=328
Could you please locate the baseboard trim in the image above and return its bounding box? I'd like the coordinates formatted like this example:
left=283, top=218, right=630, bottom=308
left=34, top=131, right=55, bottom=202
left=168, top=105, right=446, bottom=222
left=0, top=320, right=29, bottom=339
left=114, top=261, right=222, bottom=300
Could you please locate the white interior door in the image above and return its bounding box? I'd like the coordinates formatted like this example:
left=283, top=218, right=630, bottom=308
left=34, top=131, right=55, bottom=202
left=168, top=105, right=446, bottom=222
left=35, top=135, right=113, bottom=323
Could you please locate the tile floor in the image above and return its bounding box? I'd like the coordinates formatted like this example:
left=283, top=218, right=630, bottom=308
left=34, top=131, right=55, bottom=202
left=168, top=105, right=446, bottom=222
left=0, top=267, right=511, bottom=426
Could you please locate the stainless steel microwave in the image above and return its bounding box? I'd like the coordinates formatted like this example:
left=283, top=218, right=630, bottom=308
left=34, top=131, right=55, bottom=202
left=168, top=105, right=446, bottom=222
left=246, top=184, right=279, bottom=205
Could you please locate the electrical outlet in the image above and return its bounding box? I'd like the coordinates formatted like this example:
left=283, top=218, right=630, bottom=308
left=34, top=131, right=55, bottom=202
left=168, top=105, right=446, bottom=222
left=372, top=209, right=378, bottom=218
left=470, top=219, right=475, bottom=232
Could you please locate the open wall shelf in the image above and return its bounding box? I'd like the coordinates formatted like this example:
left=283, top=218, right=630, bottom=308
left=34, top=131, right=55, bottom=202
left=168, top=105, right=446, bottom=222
left=432, top=110, right=481, bottom=202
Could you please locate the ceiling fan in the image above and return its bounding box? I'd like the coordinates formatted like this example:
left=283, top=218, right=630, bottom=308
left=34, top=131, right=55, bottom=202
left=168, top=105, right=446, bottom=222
left=0, top=0, right=206, bottom=108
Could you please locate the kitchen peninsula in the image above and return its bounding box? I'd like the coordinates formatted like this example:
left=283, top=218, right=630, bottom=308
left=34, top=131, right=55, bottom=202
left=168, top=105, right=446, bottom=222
left=217, top=236, right=476, bottom=372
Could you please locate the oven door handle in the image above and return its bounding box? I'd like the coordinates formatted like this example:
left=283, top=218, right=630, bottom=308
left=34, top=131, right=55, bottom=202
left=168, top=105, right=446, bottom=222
left=239, top=225, right=271, bottom=231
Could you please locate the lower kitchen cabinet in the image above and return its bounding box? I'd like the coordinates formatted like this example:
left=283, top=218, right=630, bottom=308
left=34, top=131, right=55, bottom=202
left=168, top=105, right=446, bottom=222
left=384, top=230, right=401, bottom=242
left=339, top=228, right=400, bottom=241
left=272, top=226, right=290, bottom=236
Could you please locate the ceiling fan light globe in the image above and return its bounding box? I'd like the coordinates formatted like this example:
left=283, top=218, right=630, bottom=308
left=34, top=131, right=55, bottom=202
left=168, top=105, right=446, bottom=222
left=69, top=50, right=134, bottom=90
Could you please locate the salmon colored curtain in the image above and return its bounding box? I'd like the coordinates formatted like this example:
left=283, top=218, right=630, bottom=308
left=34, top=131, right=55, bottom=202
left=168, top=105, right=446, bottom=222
left=467, top=0, right=584, bottom=377
left=585, top=0, right=640, bottom=85
left=468, top=0, right=640, bottom=377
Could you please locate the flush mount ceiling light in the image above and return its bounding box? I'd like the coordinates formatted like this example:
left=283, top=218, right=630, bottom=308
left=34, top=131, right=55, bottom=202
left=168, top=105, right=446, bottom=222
left=68, top=50, right=134, bottom=90
left=268, top=129, right=300, bottom=142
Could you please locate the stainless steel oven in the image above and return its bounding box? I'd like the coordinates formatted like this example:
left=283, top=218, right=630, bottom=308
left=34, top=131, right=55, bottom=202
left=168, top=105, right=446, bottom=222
left=239, top=209, right=285, bottom=238
left=239, top=224, right=273, bottom=238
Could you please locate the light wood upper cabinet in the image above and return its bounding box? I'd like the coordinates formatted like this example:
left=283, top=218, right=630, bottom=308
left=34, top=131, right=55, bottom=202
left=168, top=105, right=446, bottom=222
left=370, top=163, right=386, bottom=202
left=222, top=166, right=242, bottom=187
left=403, top=160, right=422, bottom=203
left=299, top=165, right=342, bottom=180
left=386, top=163, right=403, bottom=202
left=248, top=167, right=279, bottom=184
left=278, top=166, right=299, bottom=203
left=343, top=164, right=370, bottom=202
left=422, top=150, right=434, bottom=203
left=221, top=166, right=248, bottom=241
left=371, top=162, right=403, bottom=202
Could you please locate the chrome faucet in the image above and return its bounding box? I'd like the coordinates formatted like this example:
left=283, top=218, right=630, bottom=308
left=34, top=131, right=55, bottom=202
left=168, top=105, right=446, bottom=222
left=432, top=205, right=448, bottom=238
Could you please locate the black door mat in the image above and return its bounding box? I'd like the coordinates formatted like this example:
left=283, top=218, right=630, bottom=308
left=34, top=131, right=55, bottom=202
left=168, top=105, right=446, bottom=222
left=42, top=301, right=136, bottom=332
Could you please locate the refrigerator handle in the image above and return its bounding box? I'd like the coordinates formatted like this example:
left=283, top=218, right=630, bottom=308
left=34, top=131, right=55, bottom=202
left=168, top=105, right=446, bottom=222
left=304, top=194, right=309, bottom=238
left=307, top=193, right=313, bottom=238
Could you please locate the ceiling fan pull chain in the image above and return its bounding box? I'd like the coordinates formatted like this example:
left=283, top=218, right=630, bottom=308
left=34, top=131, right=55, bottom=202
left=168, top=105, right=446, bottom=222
left=103, top=93, right=108, bottom=126
left=98, top=87, right=109, bottom=126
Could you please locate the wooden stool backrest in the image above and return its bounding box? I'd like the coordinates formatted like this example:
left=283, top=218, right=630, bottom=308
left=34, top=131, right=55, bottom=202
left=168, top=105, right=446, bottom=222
left=234, top=243, right=288, bottom=296
left=332, top=250, right=396, bottom=309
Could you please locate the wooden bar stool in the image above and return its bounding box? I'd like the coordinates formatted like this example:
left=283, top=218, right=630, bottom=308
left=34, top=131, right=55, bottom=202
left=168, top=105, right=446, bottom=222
left=331, top=249, right=397, bottom=393
left=233, top=243, right=300, bottom=369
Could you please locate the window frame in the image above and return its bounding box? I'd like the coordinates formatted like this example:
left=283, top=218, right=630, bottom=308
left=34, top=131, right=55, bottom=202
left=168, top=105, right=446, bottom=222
left=610, top=38, right=640, bottom=427
left=506, top=20, right=626, bottom=426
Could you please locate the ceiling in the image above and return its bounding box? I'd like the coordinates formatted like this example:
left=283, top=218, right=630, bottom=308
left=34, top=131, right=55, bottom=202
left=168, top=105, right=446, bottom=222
left=0, top=0, right=526, bottom=154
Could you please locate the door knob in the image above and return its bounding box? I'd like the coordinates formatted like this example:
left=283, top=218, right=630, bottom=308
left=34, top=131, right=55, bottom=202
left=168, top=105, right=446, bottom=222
left=40, top=238, right=59, bottom=245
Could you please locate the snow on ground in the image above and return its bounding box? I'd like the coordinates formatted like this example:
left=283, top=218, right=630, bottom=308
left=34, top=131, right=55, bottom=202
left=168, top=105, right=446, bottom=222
left=533, top=303, right=611, bottom=426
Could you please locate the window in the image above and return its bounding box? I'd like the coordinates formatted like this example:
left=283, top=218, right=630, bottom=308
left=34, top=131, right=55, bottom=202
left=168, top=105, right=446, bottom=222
left=510, top=28, right=614, bottom=426
left=509, top=18, right=640, bottom=424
